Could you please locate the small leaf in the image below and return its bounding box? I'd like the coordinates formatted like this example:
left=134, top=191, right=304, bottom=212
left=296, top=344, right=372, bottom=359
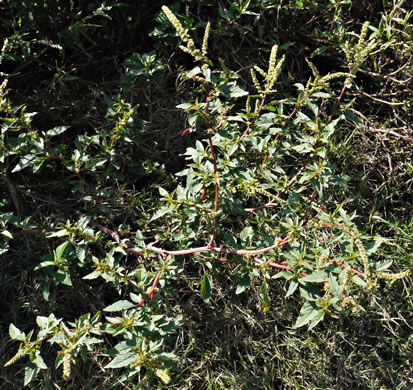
left=328, top=273, right=342, bottom=299
left=375, top=259, right=393, bottom=272
left=300, top=271, right=329, bottom=284
left=240, top=226, right=254, bottom=245
left=55, top=241, right=69, bottom=262
left=11, top=154, right=37, bottom=173
left=219, top=84, right=249, bottom=98
left=291, top=143, right=313, bottom=154
left=9, top=323, right=26, bottom=341
left=307, top=310, right=325, bottom=330
left=200, top=273, right=212, bottom=303
left=105, top=353, right=136, bottom=369
left=0, top=241, right=9, bottom=255
left=150, top=206, right=170, bottom=221
left=158, top=187, right=169, bottom=197
left=323, top=117, right=340, bottom=138
left=286, top=279, right=298, bottom=297
left=83, top=269, right=104, bottom=280
left=294, top=301, right=320, bottom=328
left=236, top=274, right=250, bottom=294
left=365, top=237, right=383, bottom=255
left=42, top=283, right=50, bottom=301
left=104, top=300, right=136, bottom=312
left=46, top=126, right=70, bottom=137
left=311, top=92, right=331, bottom=98
left=24, top=361, right=41, bottom=386
left=294, top=83, right=305, bottom=91
left=352, top=275, right=366, bottom=287
left=272, top=270, right=294, bottom=280
left=32, top=352, right=48, bottom=369
left=1, top=230, right=13, bottom=239
left=260, top=280, right=270, bottom=313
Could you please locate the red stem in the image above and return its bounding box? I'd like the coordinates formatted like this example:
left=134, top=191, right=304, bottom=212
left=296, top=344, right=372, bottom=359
left=149, top=270, right=162, bottom=301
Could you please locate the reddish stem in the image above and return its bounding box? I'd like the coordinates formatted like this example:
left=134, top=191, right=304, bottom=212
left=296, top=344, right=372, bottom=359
left=149, top=270, right=162, bottom=301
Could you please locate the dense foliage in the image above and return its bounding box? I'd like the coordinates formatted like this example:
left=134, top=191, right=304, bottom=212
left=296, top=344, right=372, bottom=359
left=1, top=1, right=412, bottom=388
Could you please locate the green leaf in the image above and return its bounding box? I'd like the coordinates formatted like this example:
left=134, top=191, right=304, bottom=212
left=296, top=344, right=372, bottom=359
left=291, top=143, right=313, bottom=154
left=219, top=84, right=249, bottom=98
left=365, top=237, right=384, bottom=255
left=0, top=240, right=9, bottom=255
left=46, top=229, right=69, bottom=238
left=104, top=300, right=136, bottom=312
left=272, top=270, right=294, bottom=280
left=375, top=259, right=393, bottom=272
left=158, top=187, right=169, bottom=197
left=32, top=352, right=48, bottom=369
left=260, top=280, right=270, bottom=313
left=236, top=274, right=251, bottom=294
left=55, top=241, right=69, bottom=262
left=36, top=313, right=59, bottom=330
left=307, top=310, right=325, bottom=330
left=59, top=271, right=72, bottom=286
left=294, top=83, right=305, bottom=91
left=286, top=279, right=298, bottom=297
left=150, top=206, right=170, bottom=221
left=24, top=361, right=40, bottom=386
left=323, top=117, right=340, bottom=138
left=328, top=273, right=342, bottom=299
left=294, top=301, right=320, bottom=328
left=83, top=270, right=102, bottom=280
left=9, top=323, right=26, bottom=341
left=11, top=154, right=37, bottom=173
left=46, top=126, right=70, bottom=137
left=200, top=273, right=212, bottom=303
left=311, top=92, right=331, bottom=98
left=1, top=230, right=13, bottom=239
left=42, top=282, right=51, bottom=301
left=240, top=226, right=254, bottom=245
left=34, top=260, right=55, bottom=270
left=176, top=103, right=192, bottom=110
left=300, top=271, right=329, bottom=284
left=105, top=352, right=136, bottom=369
left=352, top=274, right=366, bottom=287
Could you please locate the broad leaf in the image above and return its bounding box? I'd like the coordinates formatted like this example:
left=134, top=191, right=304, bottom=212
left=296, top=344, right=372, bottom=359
left=105, top=352, right=136, bottom=369
left=328, top=273, right=342, bottom=298
left=236, top=274, right=250, bottom=294
left=104, top=300, right=136, bottom=312
left=46, top=126, right=70, bottom=137
left=286, top=279, right=298, bottom=297
left=24, top=361, right=40, bottom=386
left=219, top=84, right=249, bottom=98
left=201, top=273, right=212, bottom=303
left=9, top=323, right=25, bottom=341
left=300, top=271, right=329, bottom=284
left=294, top=301, right=321, bottom=328
left=260, top=281, right=270, bottom=313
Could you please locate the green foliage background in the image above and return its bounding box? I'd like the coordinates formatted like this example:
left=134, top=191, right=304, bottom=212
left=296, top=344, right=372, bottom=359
left=0, top=0, right=412, bottom=388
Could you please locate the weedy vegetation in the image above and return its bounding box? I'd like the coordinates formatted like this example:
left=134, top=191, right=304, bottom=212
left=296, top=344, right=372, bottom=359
left=0, top=0, right=412, bottom=389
